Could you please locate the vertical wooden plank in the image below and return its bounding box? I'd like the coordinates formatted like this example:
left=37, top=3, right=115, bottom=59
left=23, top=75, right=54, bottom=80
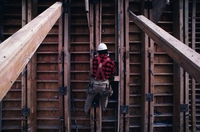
left=95, top=2, right=101, bottom=132
left=149, top=38, right=154, bottom=132
left=184, top=0, right=189, bottom=131
left=89, top=2, right=95, bottom=131
left=125, top=0, right=129, bottom=131
left=118, top=0, right=124, bottom=131
left=58, top=9, right=64, bottom=132
left=149, top=0, right=154, bottom=131
left=114, top=0, right=118, bottom=61
left=95, top=2, right=100, bottom=46
left=27, top=0, right=37, bottom=131
left=27, top=54, right=37, bottom=132
left=191, top=0, right=196, bottom=131
left=21, top=0, right=27, bottom=131
left=85, top=0, right=90, bottom=30
left=173, top=1, right=184, bottom=132
left=64, top=1, right=71, bottom=131
left=141, top=0, right=149, bottom=131
left=99, top=1, right=102, bottom=43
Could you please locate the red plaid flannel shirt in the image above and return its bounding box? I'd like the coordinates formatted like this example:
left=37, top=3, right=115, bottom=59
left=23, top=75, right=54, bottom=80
left=92, top=54, right=116, bottom=80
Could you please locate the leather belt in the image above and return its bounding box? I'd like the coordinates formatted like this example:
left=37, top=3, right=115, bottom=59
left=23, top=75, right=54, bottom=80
left=90, top=77, right=109, bottom=85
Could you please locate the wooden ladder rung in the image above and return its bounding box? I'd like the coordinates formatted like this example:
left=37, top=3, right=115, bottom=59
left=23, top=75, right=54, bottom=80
left=37, top=61, right=58, bottom=64
left=70, top=51, right=90, bottom=54
left=154, top=103, right=173, bottom=107
left=37, top=89, right=58, bottom=92
left=37, top=117, right=60, bottom=120
left=129, top=124, right=141, bottom=128
left=71, top=70, right=90, bottom=73
left=2, top=117, right=22, bottom=120
left=37, top=98, right=59, bottom=101
left=73, top=98, right=86, bottom=102
left=37, top=125, right=59, bottom=129
left=153, top=123, right=172, bottom=127
left=37, top=108, right=59, bottom=111
left=2, top=107, right=21, bottom=111
left=102, top=117, right=117, bottom=122
left=71, top=61, right=90, bottom=64
left=37, top=52, right=58, bottom=54
left=71, top=125, right=90, bottom=129
left=37, top=80, right=58, bottom=83
left=71, top=80, right=89, bottom=83
left=72, top=89, right=87, bottom=92
left=1, top=125, right=21, bottom=130
left=71, top=116, right=89, bottom=120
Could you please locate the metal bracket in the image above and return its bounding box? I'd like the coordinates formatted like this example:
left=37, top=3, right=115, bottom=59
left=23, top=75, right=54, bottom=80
left=120, top=105, right=129, bottom=114
left=21, top=68, right=27, bottom=76
left=22, top=108, right=30, bottom=116
left=146, top=93, right=153, bottom=101
left=60, top=117, right=64, bottom=122
left=59, top=86, right=67, bottom=95
left=144, top=1, right=153, bottom=9
left=180, top=104, right=188, bottom=112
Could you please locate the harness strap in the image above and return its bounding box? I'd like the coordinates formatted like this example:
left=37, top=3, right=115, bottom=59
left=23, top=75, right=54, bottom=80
left=95, top=56, right=110, bottom=80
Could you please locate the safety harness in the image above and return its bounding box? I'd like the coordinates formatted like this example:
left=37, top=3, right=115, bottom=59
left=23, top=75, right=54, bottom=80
left=95, top=56, right=110, bottom=80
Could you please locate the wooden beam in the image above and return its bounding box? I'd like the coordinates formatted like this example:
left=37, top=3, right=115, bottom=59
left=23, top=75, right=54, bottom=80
left=0, top=2, right=62, bottom=101
left=129, top=11, right=200, bottom=84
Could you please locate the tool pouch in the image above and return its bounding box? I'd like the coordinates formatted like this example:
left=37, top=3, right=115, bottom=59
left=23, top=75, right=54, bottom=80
left=103, top=84, right=113, bottom=97
left=103, top=88, right=113, bottom=97
left=86, top=82, right=95, bottom=95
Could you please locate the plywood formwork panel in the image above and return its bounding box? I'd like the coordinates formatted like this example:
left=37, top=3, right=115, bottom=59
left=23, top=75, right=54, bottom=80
left=1, top=0, right=22, bottom=131
left=2, top=0, right=200, bottom=131
left=126, top=1, right=142, bottom=131
left=101, top=1, right=118, bottom=131
left=70, top=1, right=91, bottom=131
left=151, top=2, right=173, bottom=131
left=188, top=0, right=200, bottom=131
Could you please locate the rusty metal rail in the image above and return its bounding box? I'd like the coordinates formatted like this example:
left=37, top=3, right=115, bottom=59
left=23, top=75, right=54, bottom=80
left=0, top=2, right=62, bottom=101
left=129, top=10, right=200, bottom=84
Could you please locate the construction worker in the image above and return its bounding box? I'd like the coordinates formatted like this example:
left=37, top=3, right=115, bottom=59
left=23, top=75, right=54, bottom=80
left=84, top=43, right=116, bottom=115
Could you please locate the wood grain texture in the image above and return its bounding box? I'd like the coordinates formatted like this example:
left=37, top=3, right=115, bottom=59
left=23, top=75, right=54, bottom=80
left=129, top=11, right=200, bottom=84
left=0, top=2, right=62, bottom=101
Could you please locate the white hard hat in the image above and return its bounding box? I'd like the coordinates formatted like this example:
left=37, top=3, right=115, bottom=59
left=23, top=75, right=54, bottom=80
left=98, top=43, right=107, bottom=51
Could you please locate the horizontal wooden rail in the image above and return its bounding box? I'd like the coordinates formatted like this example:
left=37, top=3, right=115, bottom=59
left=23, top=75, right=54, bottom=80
left=129, top=10, right=200, bottom=84
left=0, top=2, right=62, bottom=101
